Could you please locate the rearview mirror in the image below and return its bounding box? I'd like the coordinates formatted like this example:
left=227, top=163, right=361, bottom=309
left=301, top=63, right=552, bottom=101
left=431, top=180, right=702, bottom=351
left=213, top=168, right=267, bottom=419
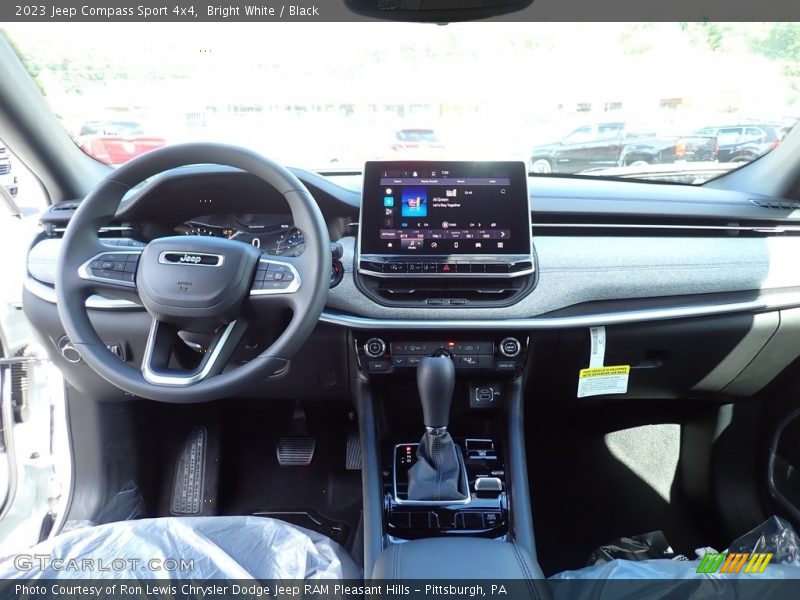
left=344, top=0, right=534, bottom=22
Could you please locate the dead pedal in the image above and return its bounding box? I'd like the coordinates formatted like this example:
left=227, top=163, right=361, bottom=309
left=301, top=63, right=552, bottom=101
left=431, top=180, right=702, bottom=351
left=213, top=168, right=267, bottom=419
left=171, top=427, right=207, bottom=515
left=276, top=437, right=316, bottom=466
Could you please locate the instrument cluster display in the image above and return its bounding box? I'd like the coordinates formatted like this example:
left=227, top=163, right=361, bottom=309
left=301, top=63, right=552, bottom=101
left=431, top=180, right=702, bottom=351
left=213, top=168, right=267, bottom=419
left=175, top=214, right=305, bottom=257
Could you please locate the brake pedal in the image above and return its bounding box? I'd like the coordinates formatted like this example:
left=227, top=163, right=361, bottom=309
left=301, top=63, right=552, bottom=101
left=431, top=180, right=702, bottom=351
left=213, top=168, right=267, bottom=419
left=277, top=402, right=316, bottom=466
left=277, top=437, right=316, bottom=466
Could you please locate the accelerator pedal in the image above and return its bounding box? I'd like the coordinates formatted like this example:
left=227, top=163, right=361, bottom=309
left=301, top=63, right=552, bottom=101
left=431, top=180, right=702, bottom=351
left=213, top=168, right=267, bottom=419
left=346, top=432, right=362, bottom=470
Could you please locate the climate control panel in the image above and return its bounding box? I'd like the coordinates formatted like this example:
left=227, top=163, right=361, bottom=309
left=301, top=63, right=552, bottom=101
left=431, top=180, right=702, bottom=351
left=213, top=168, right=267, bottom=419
left=356, top=335, right=527, bottom=375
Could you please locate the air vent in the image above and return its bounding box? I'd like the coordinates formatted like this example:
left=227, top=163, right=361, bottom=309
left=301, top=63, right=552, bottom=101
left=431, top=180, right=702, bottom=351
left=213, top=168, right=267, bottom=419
left=51, top=202, right=79, bottom=212
left=359, top=275, right=534, bottom=308
left=750, top=199, right=800, bottom=210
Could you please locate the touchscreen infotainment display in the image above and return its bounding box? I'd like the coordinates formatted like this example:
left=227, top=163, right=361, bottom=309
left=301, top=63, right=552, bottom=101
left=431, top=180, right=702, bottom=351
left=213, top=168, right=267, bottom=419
left=359, top=161, right=531, bottom=257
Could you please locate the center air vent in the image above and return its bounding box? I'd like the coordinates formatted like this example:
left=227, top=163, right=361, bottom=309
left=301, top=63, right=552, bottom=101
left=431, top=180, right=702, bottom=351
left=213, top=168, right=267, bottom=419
left=750, top=199, right=800, bottom=210
left=355, top=273, right=536, bottom=308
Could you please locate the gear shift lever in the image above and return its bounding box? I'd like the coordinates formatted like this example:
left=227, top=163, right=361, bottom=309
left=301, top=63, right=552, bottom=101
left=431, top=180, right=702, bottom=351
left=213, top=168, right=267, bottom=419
left=417, top=353, right=455, bottom=433
left=407, top=354, right=468, bottom=502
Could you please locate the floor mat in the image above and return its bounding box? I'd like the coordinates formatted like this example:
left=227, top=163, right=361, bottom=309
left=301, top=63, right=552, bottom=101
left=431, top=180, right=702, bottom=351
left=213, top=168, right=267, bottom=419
left=216, top=400, right=363, bottom=553
left=253, top=509, right=351, bottom=547
left=527, top=403, right=722, bottom=576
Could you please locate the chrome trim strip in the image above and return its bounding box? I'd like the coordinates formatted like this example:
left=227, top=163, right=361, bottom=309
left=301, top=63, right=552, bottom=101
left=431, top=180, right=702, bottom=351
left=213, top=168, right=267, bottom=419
left=532, top=222, right=800, bottom=233
left=77, top=250, right=141, bottom=289
left=392, top=443, right=471, bottom=506
left=249, top=258, right=301, bottom=296
left=357, top=264, right=535, bottom=279
left=25, top=276, right=800, bottom=330
left=319, top=292, right=800, bottom=330
left=24, top=278, right=140, bottom=309
left=158, top=251, right=224, bottom=267
left=51, top=226, right=135, bottom=234
left=141, top=320, right=238, bottom=386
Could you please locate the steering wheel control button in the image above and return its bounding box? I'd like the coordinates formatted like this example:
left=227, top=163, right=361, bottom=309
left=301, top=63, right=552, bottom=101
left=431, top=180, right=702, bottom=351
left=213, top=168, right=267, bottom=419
left=249, top=259, right=301, bottom=295
left=364, top=337, right=386, bottom=358
left=500, top=337, right=521, bottom=358
left=79, top=250, right=141, bottom=287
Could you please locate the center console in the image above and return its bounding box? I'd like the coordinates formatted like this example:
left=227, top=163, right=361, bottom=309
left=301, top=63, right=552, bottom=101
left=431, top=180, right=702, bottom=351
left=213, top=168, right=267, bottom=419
left=356, top=335, right=527, bottom=542
left=355, top=160, right=536, bottom=307
left=352, top=161, right=542, bottom=581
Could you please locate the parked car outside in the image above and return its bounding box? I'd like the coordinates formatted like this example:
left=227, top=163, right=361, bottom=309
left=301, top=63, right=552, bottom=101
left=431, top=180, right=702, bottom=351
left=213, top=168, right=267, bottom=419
left=0, top=145, right=18, bottom=199
left=387, top=128, right=446, bottom=158
left=692, top=123, right=783, bottom=162
left=530, top=121, right=717, bottom=174
left=77, top=119, right=166, bottom=166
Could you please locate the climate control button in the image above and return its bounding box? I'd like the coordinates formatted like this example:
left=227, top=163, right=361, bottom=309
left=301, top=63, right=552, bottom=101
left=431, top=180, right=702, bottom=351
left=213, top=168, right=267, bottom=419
left=364, top=337, right=387, bottom=358
left=499, top=337, right=521, bottom=358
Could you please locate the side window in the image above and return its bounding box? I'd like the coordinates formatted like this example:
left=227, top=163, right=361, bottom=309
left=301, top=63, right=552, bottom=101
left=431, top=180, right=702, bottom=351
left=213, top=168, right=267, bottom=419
left=625, top=127, right=657, bottom=139
left=596, top=124, right=624, bottom=141
left=717, top=127, right=743, bottom=145
left=0, top=141, right=48, bottom=218
left=562, top=126, right=593, bottom=145
left=744, top=127, right=763, bottom=141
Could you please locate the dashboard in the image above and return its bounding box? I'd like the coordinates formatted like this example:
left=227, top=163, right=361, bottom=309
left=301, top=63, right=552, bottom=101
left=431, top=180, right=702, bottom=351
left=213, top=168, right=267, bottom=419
left=174, top=213, right=305, bottom=257
left=20, top=160, right=800, bottom=404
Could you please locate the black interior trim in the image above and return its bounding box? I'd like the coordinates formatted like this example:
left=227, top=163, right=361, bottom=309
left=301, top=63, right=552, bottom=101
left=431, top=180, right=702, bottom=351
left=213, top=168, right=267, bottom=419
left=506, top=376, right=537, bottom=560
left=351, top=346, right=386, bottom=575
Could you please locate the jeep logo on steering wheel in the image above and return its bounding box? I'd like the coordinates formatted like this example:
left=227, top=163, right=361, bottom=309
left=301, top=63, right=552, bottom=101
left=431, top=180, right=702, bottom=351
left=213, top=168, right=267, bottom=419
left=158, top=251, right=224, bottom=267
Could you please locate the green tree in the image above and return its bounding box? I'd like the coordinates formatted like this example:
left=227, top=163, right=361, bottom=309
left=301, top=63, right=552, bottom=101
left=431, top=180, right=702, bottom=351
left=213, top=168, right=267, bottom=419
left=750, top=23, right=800, bottom=62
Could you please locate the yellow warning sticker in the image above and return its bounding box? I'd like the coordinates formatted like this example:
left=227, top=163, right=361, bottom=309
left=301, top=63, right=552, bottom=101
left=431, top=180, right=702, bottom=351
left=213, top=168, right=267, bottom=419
left=577, top=365, right=630, bottom=398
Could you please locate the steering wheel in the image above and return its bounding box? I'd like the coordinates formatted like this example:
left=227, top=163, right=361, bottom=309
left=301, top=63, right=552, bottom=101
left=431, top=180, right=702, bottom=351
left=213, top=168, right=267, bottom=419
left=55, top=143, right=330, bottom=403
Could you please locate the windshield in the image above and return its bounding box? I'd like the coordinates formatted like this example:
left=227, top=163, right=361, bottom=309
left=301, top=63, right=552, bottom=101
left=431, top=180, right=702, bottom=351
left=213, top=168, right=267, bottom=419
left=4, top=22, right=798, bottom=184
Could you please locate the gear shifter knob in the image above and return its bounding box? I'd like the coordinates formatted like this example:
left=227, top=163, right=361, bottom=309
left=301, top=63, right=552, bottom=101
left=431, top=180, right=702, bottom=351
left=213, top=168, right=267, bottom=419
left=416, top=354, right=456, bottom=430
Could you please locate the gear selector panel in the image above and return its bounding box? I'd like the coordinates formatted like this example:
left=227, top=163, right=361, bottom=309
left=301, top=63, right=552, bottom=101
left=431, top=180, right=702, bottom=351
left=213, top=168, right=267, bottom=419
left=385, top=438, right=508, bottom=540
